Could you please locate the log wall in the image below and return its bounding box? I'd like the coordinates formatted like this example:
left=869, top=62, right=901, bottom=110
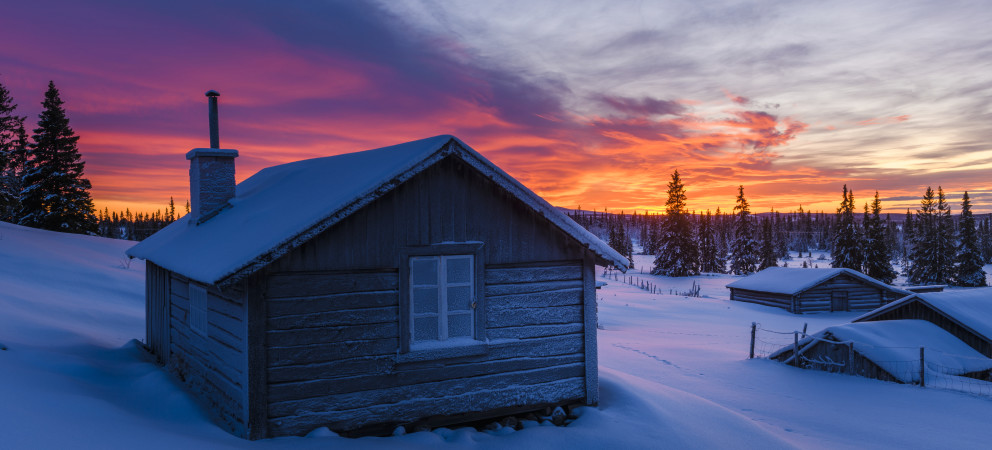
left=167, top=271, right=249, bottom=436
left=796, top=274, right=886, bottom=312
left=262, top=261, right=587, bottom=437
left=857, top=300, right=992, bottom=357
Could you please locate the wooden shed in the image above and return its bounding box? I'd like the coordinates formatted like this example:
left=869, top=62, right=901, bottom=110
left=126, top=133, right=627, bottom=439
left=770, top=320, right=992, bottom=384
left=726, top=267, right=909, bottom=313
left=853, top=288, right=992, bottom=357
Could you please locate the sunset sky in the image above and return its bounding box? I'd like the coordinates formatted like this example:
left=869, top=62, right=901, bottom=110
left=3, top=0, right=992, bottom=215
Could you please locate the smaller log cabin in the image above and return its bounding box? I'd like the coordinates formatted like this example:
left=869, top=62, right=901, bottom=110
left=770, top=320, right=992, bottom=384
left=726, top=267, right=909, bottom=313
left=126, top=126, right=627, bottom=439
left=854, top=288, right=992, bottom=357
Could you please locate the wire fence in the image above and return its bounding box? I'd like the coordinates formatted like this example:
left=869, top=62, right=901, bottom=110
left=601, top=268, right=701, bottom=297
left=750, top=323, right=992, bottom=399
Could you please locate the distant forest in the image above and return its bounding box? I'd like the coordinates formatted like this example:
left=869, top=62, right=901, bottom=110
left=568, top=172, right=992, bottom=288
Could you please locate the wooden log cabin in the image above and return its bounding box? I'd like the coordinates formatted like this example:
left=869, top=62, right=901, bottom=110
left=770, top=320, right=992, bottom=384
left=126, top=102, right=627, bottom=439
left=726, top=267, right=910, bottom=313
left=853, top=288, right=992, bottom=357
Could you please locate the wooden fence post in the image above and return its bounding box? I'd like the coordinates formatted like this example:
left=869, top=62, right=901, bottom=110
left=793, top=331, right=800, bottom=367
left=848, top=343, right=854, bottom=375
left=749, top=322, right=756, bottom=359
left=920, top=347, right=925, bottom=387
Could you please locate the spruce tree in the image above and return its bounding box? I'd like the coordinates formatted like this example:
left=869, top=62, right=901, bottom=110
left=863, top=192, right=897, bottom=283
left=18, top=81, right=96, bottom=233
left=653, top=170, right=699, bottom=276
left=907, top=187, right=939, bottom=284
left=0, top=79, right=28, bottom=222
left=831, top=185, right=863, bottom=270
left=729, top=185, right=759, bottom=275
left=952, top=191, right=986, bottom=286
left=933, top=187, right=956, bottom=283
left=757, top=216, right=778, bottom=270
left=698, top=210, right=725, bottom=273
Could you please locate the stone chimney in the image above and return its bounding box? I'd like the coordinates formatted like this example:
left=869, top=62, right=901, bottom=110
left=187, top=90, right=238, bottom=225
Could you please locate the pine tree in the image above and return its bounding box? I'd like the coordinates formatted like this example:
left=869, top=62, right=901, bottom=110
left=729, top=185, right=759, bottom=275
left=831, top=185, right=863, bottom=270
left=757, top=216, right=777, bottom=270
left=933, top=187, right=956, bottom=283
left=18, top=82, right=96, bottom=233
left=0, top=79, right=29, bottom=222
left=862, top=192, right=897, bottom=283
left=653, top=170, right=699, bottom=276
left=698, top=210, right=725, bottom=273
left=952, top=191, right=986, bottom=286
left=908, top=187, right=940, bottom=284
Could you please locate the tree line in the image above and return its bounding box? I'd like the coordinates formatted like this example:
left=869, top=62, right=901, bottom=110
left=1, top=77, right=180, bottom=239
left=571, top=171, right=991, bottom=287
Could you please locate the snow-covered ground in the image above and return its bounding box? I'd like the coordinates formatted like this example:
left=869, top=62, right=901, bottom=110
left=3, top=222, right=992, bottom=448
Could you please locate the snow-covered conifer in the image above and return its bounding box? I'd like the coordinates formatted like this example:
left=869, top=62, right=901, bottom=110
left=0, top=79, right=28, bottom=222
left=17, top=81, right=96, bottom=233
left=653, top=170, right=699, bottom=276
left=862, top=192, right=897, bottom=283
left=831, top=185, right=863, bottom=270
left=729, top=185, right=758, bottom=275
left=952, top=191, right=986, bottom=286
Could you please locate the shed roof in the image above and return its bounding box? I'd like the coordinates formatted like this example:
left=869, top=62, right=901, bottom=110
left=725, top=267, right=910, bottom=296
left=775, top=320, right=992, bottom=383
left=854, top=287, right=992, bottom=342
left=127, top=135, right=627, bottom=286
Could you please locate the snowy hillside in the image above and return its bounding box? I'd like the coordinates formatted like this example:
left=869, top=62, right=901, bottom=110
left=3, top=222, right=992, bottom=448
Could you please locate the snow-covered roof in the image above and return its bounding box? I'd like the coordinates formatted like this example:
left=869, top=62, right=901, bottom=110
left=725, top=267, right=909, bottom=296
left=127, top=135, right=627, bottom=286
left=778, top=320, right=992, bottom=383
left=854, top=287, right=992, bottom=342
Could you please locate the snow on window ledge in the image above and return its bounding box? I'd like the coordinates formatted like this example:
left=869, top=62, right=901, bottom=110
left=397, top=337, right=487, bottom=363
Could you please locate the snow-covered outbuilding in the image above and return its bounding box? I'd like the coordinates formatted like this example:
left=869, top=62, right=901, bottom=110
left=770, top=320, right=992, bottom=384
left=854, top=288, right=992, bottom=357
left=126, top=106, right=626, bottom=439
left=726, top=267, right=910, bottom=313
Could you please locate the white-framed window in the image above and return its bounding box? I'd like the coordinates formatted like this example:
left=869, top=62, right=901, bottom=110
left=189, top=283, right=209, bottom=336
left=409, top=255, right=475, bottom=344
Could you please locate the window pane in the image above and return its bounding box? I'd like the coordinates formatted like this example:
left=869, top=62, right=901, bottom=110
left=446, top=256, right=472, bottom=284
left=448, top=313, right=472, bottom=337
left=410, top=258, right=438, bottom=285
left=447, top=285, right=473, bottom=311
left=414, top=316, right=439, bottom=341
left=413, top=287, right=439, bottom=314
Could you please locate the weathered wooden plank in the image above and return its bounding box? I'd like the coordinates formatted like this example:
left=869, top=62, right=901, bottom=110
left=168, top=343, right=246, bottom=436
left=267, top=356, right=398, bottom=384
left=267, top=291, right=398, bottom=317
left=170, top=276, right=189, bottom=299
left=208, top=292, right=245, bottom=320
left=267, top=307, right=397, bottom=330
left=268, top=377, right=585, bottom=436
left=485, top=264, right=582, bottom=284
left=487, top=288, right=582, bottom=309
left=267, top=336, right=583, bottom=403
left=269, top=362, right=584, bottom=419
left=170, top=323, right=245, bottom=392
left=246, top=273, right=268, bottom=440
left=488, top=305, right=582, bottom=328
left=487, top=323, right=584, bottom=340
left=484, top=280, right=583, bottom=297
left=170, top=302, right=188, bottom=323
left=208, top=303, right=245, bottom=341
left=267, top=322, right=398, bottom=347
left=267, top=338, right=399, bottom=367
left=171, top=316, right=246, bottom=381
left=582, top=255, right=598, bottom=405
left=267, top=272, right=399, bottom=299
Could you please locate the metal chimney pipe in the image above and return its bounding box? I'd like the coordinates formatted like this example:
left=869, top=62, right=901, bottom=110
left=206, top=90, right=220, bottom=149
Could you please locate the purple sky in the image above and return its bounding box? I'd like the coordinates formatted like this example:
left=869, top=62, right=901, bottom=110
left=3, top=0, right=991, bottom=214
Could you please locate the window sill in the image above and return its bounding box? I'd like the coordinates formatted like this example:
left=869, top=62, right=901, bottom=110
left=397, top=340, right=488, bottom=363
